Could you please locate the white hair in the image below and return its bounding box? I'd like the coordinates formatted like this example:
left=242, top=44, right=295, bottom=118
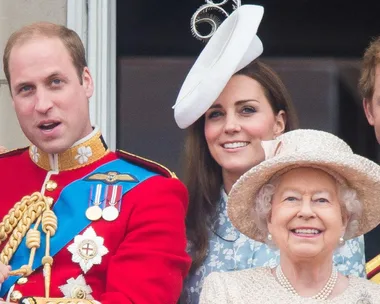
left=253, top=173, right=362, bottom=246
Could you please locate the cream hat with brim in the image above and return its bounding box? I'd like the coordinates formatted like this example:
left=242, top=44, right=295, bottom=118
left=173, top=5, right=264, bottom=129
left=228, top=129, right=380, bottom=242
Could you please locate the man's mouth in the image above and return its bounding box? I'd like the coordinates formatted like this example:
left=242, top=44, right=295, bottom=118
left=39, top=122, right=61, bottom=131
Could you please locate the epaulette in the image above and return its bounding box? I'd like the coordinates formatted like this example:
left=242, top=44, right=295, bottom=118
left=116, top=150, right=177, bottom=178
left=0, top=146, right=28, bottom=158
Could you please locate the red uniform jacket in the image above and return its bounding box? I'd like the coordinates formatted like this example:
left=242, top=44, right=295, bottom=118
left=0, top=131, right=190, bottom=303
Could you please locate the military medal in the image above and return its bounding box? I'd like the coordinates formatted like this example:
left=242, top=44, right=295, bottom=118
left=86, top=205, right=102, bottom=221
left=102, top=185, right=122, bottom=221
left=67, top=227, right=109, bottom=273
left=85, top=184, right=103, bottom=221
left=102, top=206, right=118, bottom=221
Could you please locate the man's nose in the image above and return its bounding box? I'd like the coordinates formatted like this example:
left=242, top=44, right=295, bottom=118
left=34, top=89, right=53, bottom=113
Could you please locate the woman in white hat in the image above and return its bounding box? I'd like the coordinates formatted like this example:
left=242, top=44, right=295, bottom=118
left=200, top=129, right=380, bottom=303
left=174, top=3, right=366, bottom=303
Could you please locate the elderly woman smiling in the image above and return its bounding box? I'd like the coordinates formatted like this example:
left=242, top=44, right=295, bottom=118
left=200, top=129, right=380, bottom=303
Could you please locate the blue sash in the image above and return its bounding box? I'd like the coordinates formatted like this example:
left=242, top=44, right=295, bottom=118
left=0, top=159, right=157, bottom=296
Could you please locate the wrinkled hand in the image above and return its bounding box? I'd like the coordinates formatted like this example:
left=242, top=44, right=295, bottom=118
left=0, top=263, right=11, bottom=283
left=0, top=146, right=7, bottom=153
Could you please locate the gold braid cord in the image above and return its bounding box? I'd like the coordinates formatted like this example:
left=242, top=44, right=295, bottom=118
left=0, top=192, right=43, bottom=244
left=0, top=192, right=59, bottom=300
left=19, top=297, right=97, bottom=304
left=0, top=193, right=98, bottom=303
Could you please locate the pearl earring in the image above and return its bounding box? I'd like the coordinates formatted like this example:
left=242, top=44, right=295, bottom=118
left=268, top=233, right=272, bottom=241
left=339, top=236, right=344, bottom=245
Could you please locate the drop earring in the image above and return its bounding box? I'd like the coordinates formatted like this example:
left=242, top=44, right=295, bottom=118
left=268, top=233, right=272, bottom=241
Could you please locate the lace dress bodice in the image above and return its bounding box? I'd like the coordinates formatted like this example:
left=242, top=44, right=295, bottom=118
left=200, top=267, right=380, bottom=304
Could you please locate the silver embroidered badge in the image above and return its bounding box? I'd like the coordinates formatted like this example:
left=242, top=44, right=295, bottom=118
left=75, top=146, right=93, bottom=164
left=67, top=226, right=109, bottom=273
left=59, top=274, right=94, bottom=299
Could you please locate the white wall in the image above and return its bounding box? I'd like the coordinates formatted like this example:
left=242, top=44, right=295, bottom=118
left=0, top=0, right=67, bottom=149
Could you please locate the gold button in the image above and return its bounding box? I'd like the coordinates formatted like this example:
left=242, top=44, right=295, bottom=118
left=17, top=277, right=28, bottom=284
left=46, top=180, right=58, bottom=191
left=10, top=290, right=23, bottom=301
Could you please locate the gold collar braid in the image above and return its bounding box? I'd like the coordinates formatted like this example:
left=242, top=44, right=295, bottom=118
left=29, top=128, right=109, bottom=171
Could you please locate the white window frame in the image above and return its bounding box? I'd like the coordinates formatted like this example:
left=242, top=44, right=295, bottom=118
left=67, top=0, right=117, bottom=150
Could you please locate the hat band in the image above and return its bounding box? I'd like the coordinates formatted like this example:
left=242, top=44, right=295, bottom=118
left=271, top=164, right=348, bottom=186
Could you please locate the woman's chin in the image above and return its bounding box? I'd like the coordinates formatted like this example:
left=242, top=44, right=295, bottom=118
left=286, top=245, right=324, bottom=260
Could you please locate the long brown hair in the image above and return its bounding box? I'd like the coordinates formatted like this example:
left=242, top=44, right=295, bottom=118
left=183, top=60, right=298, bottom=273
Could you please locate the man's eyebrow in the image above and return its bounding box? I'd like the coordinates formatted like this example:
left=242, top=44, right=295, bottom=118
left=46, top=72, right=64, bottom=81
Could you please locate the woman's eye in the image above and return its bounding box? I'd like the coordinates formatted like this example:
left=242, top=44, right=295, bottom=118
left=207, top=111, right=223, bottom=119
left=315, top=198, right=329, bottom=203
left=242, top=106, right=256, bottom=114
left=285, top=196, right=298, bottom=202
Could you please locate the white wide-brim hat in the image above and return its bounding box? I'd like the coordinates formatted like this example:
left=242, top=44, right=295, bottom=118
left=228, top=129, right=380, bottom=242
left=173, top=5, right=264, bottom=129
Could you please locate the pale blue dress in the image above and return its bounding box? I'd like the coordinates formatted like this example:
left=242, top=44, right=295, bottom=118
left=182, top=189, right=366, bottom=304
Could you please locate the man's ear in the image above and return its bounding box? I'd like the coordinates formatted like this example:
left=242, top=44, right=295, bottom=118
left=82, top=67, right=94, bottom=99
left=363, top=98, right=375, bottom=125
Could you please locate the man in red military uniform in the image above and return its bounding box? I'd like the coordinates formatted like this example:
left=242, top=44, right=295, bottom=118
left=0, top=22, right=190, bottom=303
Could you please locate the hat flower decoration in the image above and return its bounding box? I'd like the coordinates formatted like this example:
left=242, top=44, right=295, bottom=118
left=173, top=1, right=264, bottom=129
left=190, top=0, right=242, bottom=41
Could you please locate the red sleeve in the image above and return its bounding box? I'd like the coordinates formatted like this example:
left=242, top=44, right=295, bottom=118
left=100, top=176, right=191, bottom=304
